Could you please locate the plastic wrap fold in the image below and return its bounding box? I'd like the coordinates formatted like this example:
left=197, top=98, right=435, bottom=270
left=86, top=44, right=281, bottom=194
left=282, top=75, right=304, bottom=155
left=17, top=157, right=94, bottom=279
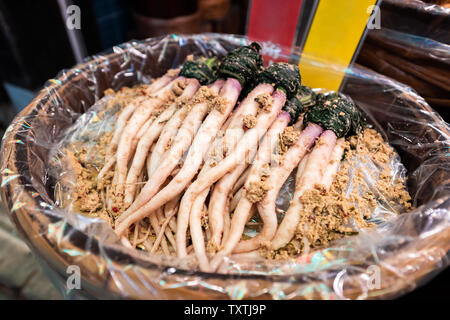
left=1, top=34, right=449, bottom=300
left=357, top=0, right=450, bottom=110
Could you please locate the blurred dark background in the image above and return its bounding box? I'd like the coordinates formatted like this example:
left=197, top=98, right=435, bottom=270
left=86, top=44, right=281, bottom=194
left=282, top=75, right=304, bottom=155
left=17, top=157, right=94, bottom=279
left=0, top=0, right=250, bottom=139
left=0, top=0, right=448, bottom=300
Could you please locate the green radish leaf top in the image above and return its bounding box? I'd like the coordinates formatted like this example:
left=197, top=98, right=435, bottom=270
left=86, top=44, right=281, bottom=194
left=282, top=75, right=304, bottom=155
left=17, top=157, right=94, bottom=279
left=217, top=42, right=263, bottom=87
left=180, top=57, right=219, bottom=85
left=283, top=85, right=316, bottom=123
left=304, top=92, right=364, bottom=138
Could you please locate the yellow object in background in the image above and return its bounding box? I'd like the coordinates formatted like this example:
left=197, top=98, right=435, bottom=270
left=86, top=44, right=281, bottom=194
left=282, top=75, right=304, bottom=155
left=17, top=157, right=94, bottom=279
left=299, top=0, right=378, bottom=91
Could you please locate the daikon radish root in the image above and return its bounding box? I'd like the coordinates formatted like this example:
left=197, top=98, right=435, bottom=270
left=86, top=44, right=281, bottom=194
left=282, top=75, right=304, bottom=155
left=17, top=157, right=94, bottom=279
left=117, top=42, right=263, bottom=237
left=270, top=91, right=364, bottom=250
left=97, top=154, right=116, bottom=187
left=98, top=72, right=180, bottom=185
left=189, top=188, right=212, bottom=271
left=164, top=196, right=180, bottom=234
left=181, top=101, right=254, bottom=265
left=147, top=106, right=186, bottom=176
left=105, top=71, right=178, bottom=159
left=136, top=117, right=155, bottom=141
left=187, top=108, right=253, bottom=267
left=144, top=56, right=220, bottom=175
left=115, top=78, right=241, bottom=237
left=124, top=104, right=177, bottom=207
left=116, top=81, right=224, bottom=224
left=112, top=77, right=184, bottom=206
left=156, top=208, right=176, bottom=249
left=230, top=187, right=243, bottom=212
left=234, top=152, right=309, bottom=253
left=147, top=69, right=180, bottom=94
left=132, top=223, right=140, bottom=248
left=124, top=79, right=201, bottom=207
left=149, top=208, right=171, bottom=255
left=98, top=100, right=140, bottom=184
left=209, top=110, right=290, bottom=254
left=232, top=167, right=250, bottom=194
left=207, top=164, right=246, bottom=249
left=148, top=80, right=201, bottom=174
left=152, top=208, right=177, bottom=254
left=204, top=62, right=304, bottom=250
left=319, top=138, right=347, bottom=190
left=232, top=123, right=323, bottom=254
left=175, top=89, right=286, bottom=258
left=220, top=84, right=315, bottom=254
left=106, top=103, right=138, bottom=159
left=221, top=201, right=232, bottom=245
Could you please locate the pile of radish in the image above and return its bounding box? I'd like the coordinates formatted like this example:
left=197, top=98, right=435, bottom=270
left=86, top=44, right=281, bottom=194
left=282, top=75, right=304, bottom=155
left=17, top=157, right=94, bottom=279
left=84, top=42, right=364, bottom=272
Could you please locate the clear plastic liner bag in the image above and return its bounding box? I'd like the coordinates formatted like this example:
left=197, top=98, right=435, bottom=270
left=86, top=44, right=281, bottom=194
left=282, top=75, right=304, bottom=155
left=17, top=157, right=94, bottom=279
left=1, top=34, right=449, bottom=299
left=358, top=0, right=450, bottom=110
left=380, top=0, right=450, bottom=44
left=357, top=27, right=450, bottom=110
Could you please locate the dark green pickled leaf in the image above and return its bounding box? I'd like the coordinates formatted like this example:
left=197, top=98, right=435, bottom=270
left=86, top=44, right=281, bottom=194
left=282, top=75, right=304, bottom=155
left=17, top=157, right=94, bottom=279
left=282, top=85, right=316, bottom=124
left=297, top=85, right=316, bottom=108
left=180, top=57, right=219, bottom=85
left=253, top=63, right=301, bottom=98
left=217, top=42, right=263, bottom=87
left=283, top=98, right=300, bottom=123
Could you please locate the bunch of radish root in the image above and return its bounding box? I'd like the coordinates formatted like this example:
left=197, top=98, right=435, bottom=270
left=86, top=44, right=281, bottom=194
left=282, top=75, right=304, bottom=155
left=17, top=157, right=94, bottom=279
left=78, top=42, right=366, bottom=268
